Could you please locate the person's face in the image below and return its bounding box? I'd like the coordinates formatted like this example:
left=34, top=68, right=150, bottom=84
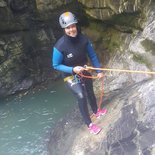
left=64, top=24, right=77, bottom=37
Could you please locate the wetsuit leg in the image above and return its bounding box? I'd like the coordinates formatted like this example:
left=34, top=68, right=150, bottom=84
left=83, top=71, right=98, bottom=114
left=65, top=81, right=91, bottom=126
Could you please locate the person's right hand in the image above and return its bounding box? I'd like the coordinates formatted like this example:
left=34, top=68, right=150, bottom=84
left=73, top=66, right=85, bottom=74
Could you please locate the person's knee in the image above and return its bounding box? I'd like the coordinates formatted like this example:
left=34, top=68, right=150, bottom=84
left=77, top=92, right=84, bottom=99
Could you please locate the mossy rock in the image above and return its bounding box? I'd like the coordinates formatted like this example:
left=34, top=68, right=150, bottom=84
left=141, top=39, right=155, bottom=55
left=131, top=52, right=151, bottom=68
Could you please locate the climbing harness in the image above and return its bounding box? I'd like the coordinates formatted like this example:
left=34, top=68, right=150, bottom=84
left=64, top=76, right=74, bottom=82
left=64, top=74, right=82, bottom=87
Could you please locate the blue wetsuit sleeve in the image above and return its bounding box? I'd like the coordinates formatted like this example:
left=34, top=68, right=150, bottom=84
left=52, top=47, right=73, bottom=74
left=87, top=41, right=102, bottom=73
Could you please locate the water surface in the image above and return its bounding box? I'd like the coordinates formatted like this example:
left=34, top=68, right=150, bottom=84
left=0, top=80, right=75, bottom=155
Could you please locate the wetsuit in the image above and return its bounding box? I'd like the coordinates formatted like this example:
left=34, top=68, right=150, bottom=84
left=52, top=33, right=102, bottom=126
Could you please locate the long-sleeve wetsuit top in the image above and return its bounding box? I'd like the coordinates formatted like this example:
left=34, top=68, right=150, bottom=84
left=52, top=33, right=102, bottom=77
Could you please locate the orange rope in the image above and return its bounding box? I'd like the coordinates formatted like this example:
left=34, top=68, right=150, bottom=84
left=78, top=73, right=98, bottom=79
left=78, top=72, right=104, bottom=110
left=78, top=65, right=155, bottom=119
left=98, top=77, right=104, bottom=109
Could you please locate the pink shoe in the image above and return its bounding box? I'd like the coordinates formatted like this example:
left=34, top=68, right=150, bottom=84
left=88, top=123, right=101, bottom=135
left=95, top=108, right=107, bottom=118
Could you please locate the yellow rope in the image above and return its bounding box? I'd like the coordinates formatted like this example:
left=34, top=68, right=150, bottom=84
left=85, top=66, right=155, bottom=75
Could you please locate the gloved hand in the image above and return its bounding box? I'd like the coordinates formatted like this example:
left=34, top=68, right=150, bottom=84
left=97, top=72, right=104, bottom=79
left=73, top=66, right=85, bottom=74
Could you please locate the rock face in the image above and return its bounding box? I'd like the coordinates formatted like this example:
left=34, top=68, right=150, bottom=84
left=79, top=0, right=148, bottom=20
left=0, top=0, right=58, bottom=97
left=0, top=0, right=155, bottom=155
left=0, top=0, right=152, bottom=97
left=48, top=2, right=155, bottom=155
left=48, top=78, right=155, bottom=155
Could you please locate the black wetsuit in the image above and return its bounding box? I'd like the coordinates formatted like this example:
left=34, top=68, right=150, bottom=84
left=52, top=33, right=102, bottom=126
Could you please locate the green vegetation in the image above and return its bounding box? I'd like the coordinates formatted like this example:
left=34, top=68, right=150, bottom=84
left=83, top=20, right=123, bottom=54
left=141, top=39, right=155, bottom=55
left=81, top=8, right=147, bottom=57
left=132, top=52, right=151, bottom=68
left=104, top=11, right=146, bottom=31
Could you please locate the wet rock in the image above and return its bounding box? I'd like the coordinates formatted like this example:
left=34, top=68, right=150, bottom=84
left=48, top=79, right=155, bottom=155
left=0, top=0, right=154, bottom=97
left=9, top=0, right=29, bottom=12
left=78, top=0, right=149, bottom=20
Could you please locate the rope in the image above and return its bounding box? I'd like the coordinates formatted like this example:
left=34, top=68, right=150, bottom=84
left=98, top=77, right=104, bottom=109
left=78, top=72, right=104, bottom=110
left=78, top=73, right=98, bottom=79
left=85, top=66, right=155, bottom=75
left=78, top=65, right=155, bottom=113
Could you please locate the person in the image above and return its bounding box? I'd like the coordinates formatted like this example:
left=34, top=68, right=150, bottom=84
left=52, top=11, right=107, bottom=135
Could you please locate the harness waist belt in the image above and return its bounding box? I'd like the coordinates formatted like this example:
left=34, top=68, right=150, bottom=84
left=64, top=76, right=74, bottom=82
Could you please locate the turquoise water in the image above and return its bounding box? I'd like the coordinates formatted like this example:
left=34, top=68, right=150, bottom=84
left=0, top=80, right=75, bottom=155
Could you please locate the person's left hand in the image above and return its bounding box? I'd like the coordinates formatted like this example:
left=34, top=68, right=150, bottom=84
left=97, top=72, right=104, bottom=79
